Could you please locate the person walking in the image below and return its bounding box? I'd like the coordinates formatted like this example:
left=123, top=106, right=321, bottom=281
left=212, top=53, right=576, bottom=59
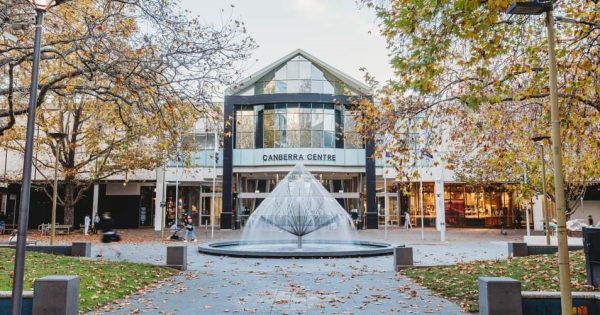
left=404, top=211, right=412, bottom=229
left=97, top=212, right=122, bottom=258
left=350, top=209, right=359, bottom=228
left=184, top=216, right=197, bottom=242
left=84, top=214, right=91, bottom=235
left=514, top=209, right=522, bottom=229
left=500, top=208, right=508, bottom=235
left=92, top=213, right=100, bottom=234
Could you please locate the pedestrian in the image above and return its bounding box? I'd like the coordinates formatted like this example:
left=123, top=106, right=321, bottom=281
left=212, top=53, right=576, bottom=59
left=588, top=215, right=594, bottom=227
left=97, top=212, right=122, bottom=258
left=514, top=209, right=522, bottom=229
left=184, top=216, right=197, bottom=242
left=93, top=213, right=100, bottom=234
left=500, top=208, right=508, bottom=235
left=84, top=214, right=91, bottom=235
left=8, top=229, right=18, bottom=244
left=404, top=211, right=412, bottom=229
left=351, top=209, right=359, bottom=227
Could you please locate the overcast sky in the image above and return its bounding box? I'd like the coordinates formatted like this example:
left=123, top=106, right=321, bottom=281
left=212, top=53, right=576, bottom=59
left=180, top=0, right=393, bottom=87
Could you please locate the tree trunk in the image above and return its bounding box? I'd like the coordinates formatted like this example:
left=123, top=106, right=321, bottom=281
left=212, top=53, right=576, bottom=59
left=63, top=178, right=75, bottom=226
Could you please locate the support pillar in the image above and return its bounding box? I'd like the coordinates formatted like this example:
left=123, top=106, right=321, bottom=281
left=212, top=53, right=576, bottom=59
left=365, top=136, right=378, bottom=229
left=154, top=167, right=165, bottom=231
left=478, top=277, right=522, bottom=315
left=91, top=184, right=98, bottom=228
left=32, top=275, right=79, bottom=315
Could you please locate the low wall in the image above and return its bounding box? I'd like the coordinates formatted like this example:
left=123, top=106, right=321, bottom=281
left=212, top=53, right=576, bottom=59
left=522, top=291, right=600, bottom=315
left=527, top=245, right=583, bottom=256
left=0, top=291, right=33, bottom=315
left=0, top=245, right=71, bottom=256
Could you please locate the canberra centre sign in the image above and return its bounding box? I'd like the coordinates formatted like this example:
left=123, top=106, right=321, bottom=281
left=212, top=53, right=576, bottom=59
left=263, top=153, right=337, bottom=162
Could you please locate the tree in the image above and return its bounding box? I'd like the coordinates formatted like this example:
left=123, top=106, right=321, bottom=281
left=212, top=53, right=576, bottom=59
left=0, top=0, right=255, bottom=224
left=356, top=0, right=599, bottom=217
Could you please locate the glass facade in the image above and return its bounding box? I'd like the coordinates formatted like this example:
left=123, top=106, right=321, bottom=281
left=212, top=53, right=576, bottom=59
left=234, top=103, right=363, bottom=149
left=407, top=183, right=515, bottom=227
left=237, top=55, right=358, bottom=96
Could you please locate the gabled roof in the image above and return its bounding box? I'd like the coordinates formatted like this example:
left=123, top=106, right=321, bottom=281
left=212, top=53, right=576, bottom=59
left=226, top=49, right=371, bottom=96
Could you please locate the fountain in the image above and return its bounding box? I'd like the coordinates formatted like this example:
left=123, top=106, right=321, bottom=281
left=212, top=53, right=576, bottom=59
left=198, top=164, right=394, bottom=258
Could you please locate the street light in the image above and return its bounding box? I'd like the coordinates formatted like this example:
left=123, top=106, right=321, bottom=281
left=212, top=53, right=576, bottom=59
left=11, top=1, right=68, bottom=314
left=48, top=132, right=66, bottom=246
left=210, top=129, right=218, bottom=240
left=532, top=135, right=551, bottom=246
left=507, top=2, right=572, bottom=313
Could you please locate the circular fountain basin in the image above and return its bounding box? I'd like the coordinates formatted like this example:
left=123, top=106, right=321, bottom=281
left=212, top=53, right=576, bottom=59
left=198, top=240, right=395, bottom=258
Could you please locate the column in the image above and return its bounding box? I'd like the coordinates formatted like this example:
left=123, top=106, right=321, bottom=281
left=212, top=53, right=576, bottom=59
left=154, top=167, right=165, bottom=231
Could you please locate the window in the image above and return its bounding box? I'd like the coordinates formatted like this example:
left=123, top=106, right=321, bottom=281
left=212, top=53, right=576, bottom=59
left=247, top=55, right=358, bottom=95
left=235, top=109, right=255, bottom=149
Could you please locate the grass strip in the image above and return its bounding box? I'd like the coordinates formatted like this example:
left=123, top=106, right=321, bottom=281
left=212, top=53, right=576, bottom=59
left=403, top=251, right=596, bottom=312
left=0, top=248, right=176, bottom=312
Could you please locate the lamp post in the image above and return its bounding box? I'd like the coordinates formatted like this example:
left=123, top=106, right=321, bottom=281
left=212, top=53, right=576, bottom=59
left=532, top=135, right=551, bottom=245
left=383, top=151, right=388, bottom=240
left=174, top=149, right=180, bottom=228
left=11, top=1, right=67, bottom=313
left=507, top=2, right=572, bottom=313
left=211, top=129, right=218, bottom=240
left=48, top=132, right=66, bottom=245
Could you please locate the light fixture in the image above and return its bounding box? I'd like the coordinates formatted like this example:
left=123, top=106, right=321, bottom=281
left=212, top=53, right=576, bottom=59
left=29, top=0, right=67, bottom=10
left=531, top=135, right=551, bottom=143
left=506, top=1, right=552, bottom=15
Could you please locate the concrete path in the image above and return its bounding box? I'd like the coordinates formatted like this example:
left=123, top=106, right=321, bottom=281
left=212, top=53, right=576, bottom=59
left=86, top=228, right=525, bottom=314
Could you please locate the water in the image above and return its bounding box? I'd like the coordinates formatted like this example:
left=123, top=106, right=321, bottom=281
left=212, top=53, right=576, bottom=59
left=240, top=164, right=357, bottom=250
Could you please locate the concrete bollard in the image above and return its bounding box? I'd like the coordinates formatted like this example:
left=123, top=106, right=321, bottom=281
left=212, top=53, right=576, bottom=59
left=478, top=277, right=522, bottom=315
left=393, top=246, right=413, bottom=271
left=32, top=275, right=79, bottom=315
left=71, top=242, right=91, bottom=257
left=166, top=246, right=187, bottom=271
left=508, top=242, right=528, bottom=258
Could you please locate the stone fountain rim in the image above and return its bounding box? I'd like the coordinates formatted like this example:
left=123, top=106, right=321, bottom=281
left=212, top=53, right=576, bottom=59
left=197, top=240, right=397, bottom=258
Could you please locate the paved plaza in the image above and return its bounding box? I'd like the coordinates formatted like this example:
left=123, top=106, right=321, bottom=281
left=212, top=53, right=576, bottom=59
left=74, top=228, right=527, bottom=314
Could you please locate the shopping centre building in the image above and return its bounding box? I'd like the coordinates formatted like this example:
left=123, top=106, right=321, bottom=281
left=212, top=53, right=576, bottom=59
left=1, top=49, right=598, bottom=231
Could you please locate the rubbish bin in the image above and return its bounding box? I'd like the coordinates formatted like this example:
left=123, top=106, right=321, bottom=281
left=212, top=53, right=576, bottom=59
left=582, top=227, right=600, bottom=288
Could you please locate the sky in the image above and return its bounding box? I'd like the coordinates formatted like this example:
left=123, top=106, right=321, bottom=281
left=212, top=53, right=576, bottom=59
left=180, top=0, right=394, bottom=87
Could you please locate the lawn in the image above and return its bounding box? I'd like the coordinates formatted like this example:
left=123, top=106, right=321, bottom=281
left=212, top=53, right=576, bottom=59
left=402, top=251, right=597, bottom=312
left=0, top=248, right=176, bottom=312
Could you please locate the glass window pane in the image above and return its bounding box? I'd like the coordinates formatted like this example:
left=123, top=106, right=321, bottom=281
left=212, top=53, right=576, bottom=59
left=264, top=80, right=275, bottom=94
left=324, top=131, right=334, bottom=148
left=311, top=111, right=323, bottom=130
left=299, top=131, right=311, bottom=147
left=287, top=80, right=300, bottom=93
left=287, top=131, right=299, bottom=148
left=311, top=64, right=324, bottom=80
left=311, top=131, right=323, bottom=147
left=264, top=130, right=274, bottom=148
left=311, top=80, right=323, bottom=94
left=323, top=81, right=334, bottom=94
left=300, top=109, right=311, bottom=130
left=275, top=130, right=286, bottom=148
left=274, top=66, right=287, bottom=80
left=324, top=113, right=335, bottom=131
left=299, top=61, right=311, bottom=78
left=236, top=132, right=254, bottom=149
left=287, top=108, right=299, bottom=130
left=205, top=134, right=215, bottom=150
left=300, top=79, right=311, bottom=93
left=275, top=81, right=287, bottom=93
left=287, top=61, right=299, bottom=79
